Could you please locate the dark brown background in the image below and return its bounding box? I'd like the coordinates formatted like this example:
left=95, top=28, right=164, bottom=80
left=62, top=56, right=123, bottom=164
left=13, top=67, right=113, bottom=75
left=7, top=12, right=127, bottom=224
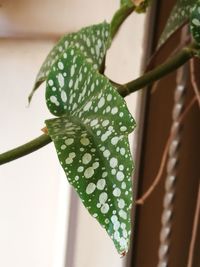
left=127, top=1, right=200, bottom=266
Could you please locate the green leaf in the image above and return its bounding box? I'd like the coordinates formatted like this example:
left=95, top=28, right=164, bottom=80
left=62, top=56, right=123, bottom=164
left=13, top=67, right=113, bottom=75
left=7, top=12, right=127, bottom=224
left=45, top=47, right=136, bottom=254
left=29, top=22, right=111, bottom=102
left=158, top=0, right=197, bottom=48
left=190, top=2, right=200, bottom=43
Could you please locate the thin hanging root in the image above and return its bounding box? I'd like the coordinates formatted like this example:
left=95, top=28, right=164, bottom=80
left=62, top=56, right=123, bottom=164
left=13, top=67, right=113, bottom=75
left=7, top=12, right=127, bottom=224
left=178, top=95, right=197, bottom=123
left=145, top=32, right=190, bottom=73
left=151, top=30, right=190, bottom=95
left=135, top=135, right=171, bottom=205
left=150, top=80, right=160, bottom=94
left=136, top=95, right=198, bottom=205
left=190, top=58, right=200, bottom=108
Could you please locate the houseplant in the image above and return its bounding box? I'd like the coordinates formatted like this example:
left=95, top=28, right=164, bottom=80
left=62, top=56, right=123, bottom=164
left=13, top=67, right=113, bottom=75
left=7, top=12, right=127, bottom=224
left=0, top=0, right=199, bottom=259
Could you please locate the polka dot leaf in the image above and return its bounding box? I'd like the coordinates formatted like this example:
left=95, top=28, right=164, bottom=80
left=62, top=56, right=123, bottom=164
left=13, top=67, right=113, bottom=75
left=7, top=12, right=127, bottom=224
left=29, top=22, right=111, bottom=102
left=190, top=2, right=200, bottom=44
left=45, top=47, right=136, bottom=254
left=158, top=0, right=198, bottom=48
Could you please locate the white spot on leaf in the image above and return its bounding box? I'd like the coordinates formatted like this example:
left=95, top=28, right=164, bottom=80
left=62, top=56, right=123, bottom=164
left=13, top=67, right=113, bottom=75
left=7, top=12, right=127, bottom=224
left=99, top=192, right=108, bottom=203
left=61, top=91, right=67, bottom=102
left=119, top=210, right=127, bottom=220
left=116, top=171, right=124, bottom=181
left=113, top=188, right=121, bottom=197
left=101, top=203, right=109, bottom=214
left=118, top=199, right=125, bottom=209
left=65, top=138, right=74, bottom=146
left=110, top=157, right=118, bottom=168
left=84, top=167, right=94, bottom=178
left=86, top=183, right=96, bottom=194
left=80, top=137, right=90, bottom=146
left=97, top=179, right=106, bottom=190
left=58, top=61, right=64, bottom=70
left=57, top=73, right=64, bottom=87
left=98, top=97, right=105, bottom=108
left=82, top=153, right=92, bottom=164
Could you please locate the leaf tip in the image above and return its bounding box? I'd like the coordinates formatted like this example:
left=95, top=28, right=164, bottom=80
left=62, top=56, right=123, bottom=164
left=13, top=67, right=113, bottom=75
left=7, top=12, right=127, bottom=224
left=120, top=250, right=128, bottom=257
left=41, top=127, right=48, bottom=135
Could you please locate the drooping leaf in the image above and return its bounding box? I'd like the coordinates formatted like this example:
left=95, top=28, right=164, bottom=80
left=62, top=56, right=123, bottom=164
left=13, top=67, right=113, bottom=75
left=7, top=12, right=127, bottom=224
left=158, top=0, right=197, bottom=48
left=45, top=47, right=136, bottom=254
left=29, top=22, right=111, bottom=102
left=190, top=2, right=200, bottom=43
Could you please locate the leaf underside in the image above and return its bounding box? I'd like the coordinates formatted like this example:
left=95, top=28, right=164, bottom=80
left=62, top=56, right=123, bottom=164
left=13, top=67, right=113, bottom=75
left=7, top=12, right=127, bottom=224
left=45, top=47, right=136, bottom=254
left=158, top=0, right=197, bottom=48
left=29, top=22, right=111, bottom=102
left=190, top=2, right=200, bottom=44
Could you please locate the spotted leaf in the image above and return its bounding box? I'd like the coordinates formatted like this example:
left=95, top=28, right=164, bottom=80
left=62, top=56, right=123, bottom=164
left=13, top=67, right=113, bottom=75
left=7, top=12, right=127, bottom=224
left=190, top=2, right=200, bottom=43
left=158, top=0, right=197, bottom=48
left=29, top=22, right=111, bottom=102
left=45, top=47, right=136, bottom=254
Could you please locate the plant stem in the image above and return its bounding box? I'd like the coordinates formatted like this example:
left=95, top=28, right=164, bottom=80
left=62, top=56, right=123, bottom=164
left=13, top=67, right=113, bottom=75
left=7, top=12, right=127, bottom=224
left=118, top=43, right=199, bottom=96
left=0, top=134, right=52, bottom=165
left=0, top=43, right=199, bottom=165
left=110, top=4, right=135, bottom=39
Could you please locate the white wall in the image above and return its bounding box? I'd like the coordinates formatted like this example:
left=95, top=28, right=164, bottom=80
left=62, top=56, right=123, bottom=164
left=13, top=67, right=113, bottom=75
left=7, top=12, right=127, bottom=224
left=0, top=40, right=71, bottom=267
left=0, top=1, right=146, bottom=267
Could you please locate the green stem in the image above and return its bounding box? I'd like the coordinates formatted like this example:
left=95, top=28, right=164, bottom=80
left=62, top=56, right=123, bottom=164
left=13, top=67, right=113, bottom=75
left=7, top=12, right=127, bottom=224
left=117, top=43, right=199, bottom=97
left=0, top=43, right=199, bottom=166
left=0, top=134, right=52, bottom=165
left=110, top=4, right=135, bottom=39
